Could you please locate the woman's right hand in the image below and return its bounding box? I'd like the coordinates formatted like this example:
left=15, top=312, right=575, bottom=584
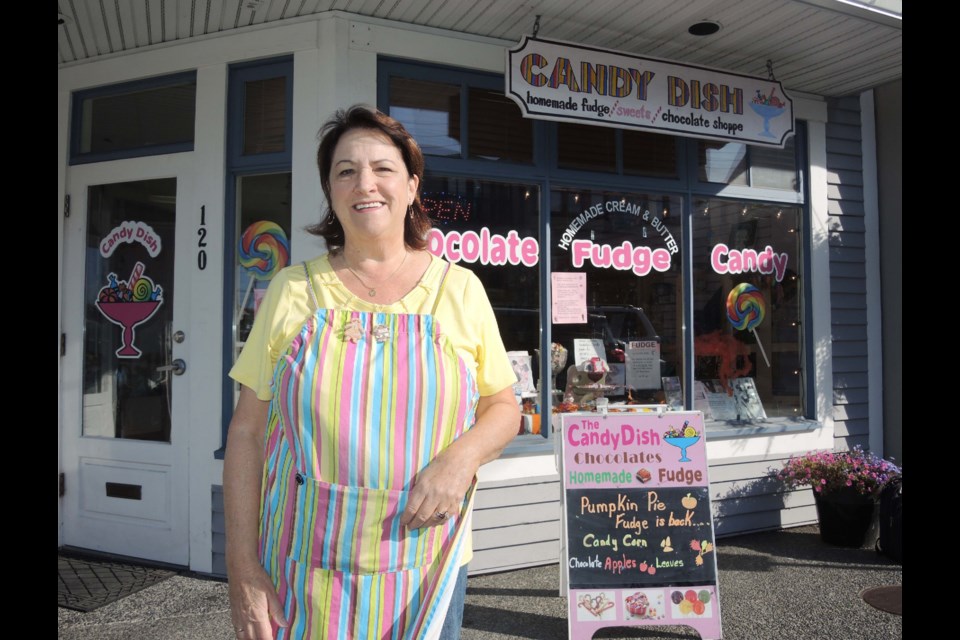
left=224, top=387, right=286, bottom=638
left=228, top=561, right=287, bottom=639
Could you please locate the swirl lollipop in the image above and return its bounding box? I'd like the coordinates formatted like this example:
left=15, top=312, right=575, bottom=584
left=239, top=221, right=290, bottom=280
left=131, top=276, right=155, bottom=301
left=726, top=283, right=770, bottom=366
left=237, top=221, right=290, bottom=321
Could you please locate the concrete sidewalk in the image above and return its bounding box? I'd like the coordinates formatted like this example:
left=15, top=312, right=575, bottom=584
left=58, top=525, right=902, bottom=639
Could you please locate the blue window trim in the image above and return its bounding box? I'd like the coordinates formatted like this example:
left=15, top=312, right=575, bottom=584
left=69, top=71, right=197, bottom=165
left=217, top=57, right=294, bottom=459
left=378, top=58, right=811, bottom=455
left=225, top=57, right=294, bottom=170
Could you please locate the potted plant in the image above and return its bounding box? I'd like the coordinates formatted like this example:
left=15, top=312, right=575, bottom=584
left=774, top=446, right=901, bottom=547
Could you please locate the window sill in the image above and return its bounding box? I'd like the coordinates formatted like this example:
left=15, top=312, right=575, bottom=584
left=704, top=417, right=820, bottom=441
left=500, top=432, right=554, bottom=458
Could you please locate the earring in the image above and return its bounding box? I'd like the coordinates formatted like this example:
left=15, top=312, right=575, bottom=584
left=408, top=205, right=413, bottom=219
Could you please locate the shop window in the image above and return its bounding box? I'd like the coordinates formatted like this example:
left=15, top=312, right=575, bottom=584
left=233, top=174, right=293, bottom=349
left=692, top=199, right=802, bottom=419
left=389, top=77, right=462, bottom=157
left=382, top=58, right=810, bottom=438
left=623, top=130, right=678, bottom=178
left=221, top=58, right=293, bottom=451
left=423, top=178, right=540, bottom=347
left=550, top=189, right=683, bottom=407
left=698, top=136, right=797, bottom=191
left=227, top=57, right=293, bottom=169
left=71, top=72, right=196, bottom=163
left=423, top=177, right=542, bottom=437
left=468, top=87, right=533, bottom=163
left=558, top=123, right=616, bottom=173
left=243, top=77, right=287, bottom=155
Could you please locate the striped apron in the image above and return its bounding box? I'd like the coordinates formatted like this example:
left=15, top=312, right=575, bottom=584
left=258, top=262, right=479, bottom=639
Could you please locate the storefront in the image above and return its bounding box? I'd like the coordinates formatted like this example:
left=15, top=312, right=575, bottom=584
left=57, top=4, right=902, bottom=574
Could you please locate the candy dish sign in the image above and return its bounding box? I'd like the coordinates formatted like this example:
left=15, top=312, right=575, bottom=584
left=507, top=36, right=794, bottom=148
left=561, top=412, right=721, bottom=639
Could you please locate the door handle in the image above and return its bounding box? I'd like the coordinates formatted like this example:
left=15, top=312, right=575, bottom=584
left=157, top=359, right=186, bottom=376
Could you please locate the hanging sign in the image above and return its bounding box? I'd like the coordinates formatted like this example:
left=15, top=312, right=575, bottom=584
left=507, top=36, right=794, bottom=147
left=561, top=411, right=722, bottom=639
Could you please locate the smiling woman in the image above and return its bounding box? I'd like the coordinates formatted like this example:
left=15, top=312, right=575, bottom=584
left=223, top=105, right=520, bottom=640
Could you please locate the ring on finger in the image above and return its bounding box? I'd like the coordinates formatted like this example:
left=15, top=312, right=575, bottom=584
left=435, top=511, right=448, bottom=521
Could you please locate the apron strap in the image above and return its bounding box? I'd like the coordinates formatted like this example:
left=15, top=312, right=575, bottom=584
left=430, top=262, right=452, bottom=316
left=302, top=261, right=320, bottom=312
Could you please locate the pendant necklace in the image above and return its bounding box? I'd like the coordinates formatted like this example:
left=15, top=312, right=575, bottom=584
left=344, top=251, right=408, bottom=298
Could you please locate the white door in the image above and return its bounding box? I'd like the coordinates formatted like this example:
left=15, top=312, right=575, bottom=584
left=61, top=155, right=194, bottom=565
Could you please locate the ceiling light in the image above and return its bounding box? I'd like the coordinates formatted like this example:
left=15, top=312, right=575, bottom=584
left=688, top=21, right=721, bottom=36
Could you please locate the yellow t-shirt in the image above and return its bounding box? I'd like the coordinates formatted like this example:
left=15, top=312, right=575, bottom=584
left=230, top=252, right=517, bottom=399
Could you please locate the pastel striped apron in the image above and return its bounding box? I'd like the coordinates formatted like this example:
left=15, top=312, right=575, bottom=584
left=258, top=261, right=479, bottom=639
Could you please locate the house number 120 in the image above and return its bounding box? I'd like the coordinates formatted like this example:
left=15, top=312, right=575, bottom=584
left=197, top=205, right=208, bottom=270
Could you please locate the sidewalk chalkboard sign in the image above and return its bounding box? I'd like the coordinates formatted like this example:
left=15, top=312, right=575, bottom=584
left=560, top=411, right=721, bottom=640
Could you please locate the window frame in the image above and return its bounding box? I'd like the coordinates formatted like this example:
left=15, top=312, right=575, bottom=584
left=218, top=57, right=294, bottom=455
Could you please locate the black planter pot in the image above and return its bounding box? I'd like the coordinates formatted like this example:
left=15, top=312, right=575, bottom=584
left=813, top=487, right=877, bottom=547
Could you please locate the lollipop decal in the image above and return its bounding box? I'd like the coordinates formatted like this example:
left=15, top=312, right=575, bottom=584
left=726, top=283, right=770, bottom=367
left=236, top=221, right=290, bottom=321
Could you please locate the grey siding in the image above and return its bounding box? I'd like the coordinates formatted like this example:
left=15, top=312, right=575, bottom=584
left=212, top=485, right=226, bottom=577
left=827, top=96, right=870, bottom=452
left=470, top=475, right=562, bottom=575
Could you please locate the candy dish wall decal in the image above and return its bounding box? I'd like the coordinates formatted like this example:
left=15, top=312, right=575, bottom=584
left=725, top=283, right=771, bottom=367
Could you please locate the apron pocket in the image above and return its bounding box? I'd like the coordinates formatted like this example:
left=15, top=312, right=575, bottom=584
left=287, top=472, right=452, bottom=575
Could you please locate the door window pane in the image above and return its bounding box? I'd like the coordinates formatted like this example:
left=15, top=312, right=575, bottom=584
left=83, top=179, right=176, bottom=441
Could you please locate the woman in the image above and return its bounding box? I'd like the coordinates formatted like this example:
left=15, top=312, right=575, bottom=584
left=224, top=105, right=520, bottom=640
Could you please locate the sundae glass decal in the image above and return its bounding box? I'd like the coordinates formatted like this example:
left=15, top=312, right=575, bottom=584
left=663, top=420, right=700, bottom=463
left=749, top=86, right=787, bottom=139
left=94, top=261, right=164, bottom=358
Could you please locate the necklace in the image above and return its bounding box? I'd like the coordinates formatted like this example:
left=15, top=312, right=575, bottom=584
left=343, top=251, right=408, bottom=298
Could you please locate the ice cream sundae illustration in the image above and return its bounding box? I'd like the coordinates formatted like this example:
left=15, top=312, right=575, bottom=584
left=663, top=420, right=700, bottom=463
left=95, top=261, right=164, bottom=358
left=749, top=86, right=787, bottom=139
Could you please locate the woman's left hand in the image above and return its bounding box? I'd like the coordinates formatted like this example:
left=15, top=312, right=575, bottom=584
left=400, top=386, right=520, bottom=528
left=401, top=448, right=477, bottom=528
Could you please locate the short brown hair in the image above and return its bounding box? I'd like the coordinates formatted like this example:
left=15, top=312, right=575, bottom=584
left=308, top=105, right=429, bottom=250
